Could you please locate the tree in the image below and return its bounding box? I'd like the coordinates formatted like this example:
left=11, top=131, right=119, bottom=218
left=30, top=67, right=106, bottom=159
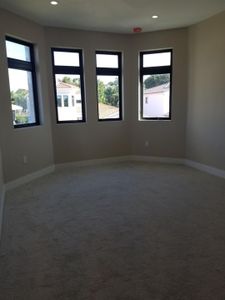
left=97, top=80, right=106, bottom=104
left=11, top=89, right=28, bottom=110
left=144, top=74, right=170, bottom=89
left=104, top=80, right=119, bottom=107
left=61, top=76, right=80, bottom=87
left=97, top=79, right=119, bottom=107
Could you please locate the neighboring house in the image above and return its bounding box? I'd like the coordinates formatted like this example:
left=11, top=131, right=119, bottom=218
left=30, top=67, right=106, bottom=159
left=56, top=81, right=82, bottom=120
left=11, top=104, right=23, bottom=112
left=11, top=104, right=23, bottom=124
left=144, top=83, right=170, bottom=118
left=56, top=80, right=119, bottom=120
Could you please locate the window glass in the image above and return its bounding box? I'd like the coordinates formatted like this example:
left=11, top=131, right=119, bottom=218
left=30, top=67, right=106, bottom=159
left=6, top=37, right=39, bottom=127
left=143, top=52, right=171, bottom=67
left=54, top=73, right=83, bottom=121
left=8, top=69, right=36, bottom=125
left=97, top=75, right=119, bottom=119
left=6, top=40, right=31, bottom=62
left=96, top=51, right=122, bottom=121
left=96, top=54, right=118, bottom=68
left=143, top=74, right=170, bottom=118
left=53, top=51, right=80, bottom=66
left=140, top=50, right=172, bottom=120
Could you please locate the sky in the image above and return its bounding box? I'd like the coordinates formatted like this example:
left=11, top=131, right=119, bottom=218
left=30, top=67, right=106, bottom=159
left=143, top=52, right=171, bottom=67
left=6, top=41, right=171, bottom=91
left=6, top=40, right=30, bottom=91
left=8, top=69, right=30, bottom=91
left=96, top=54, right=118, bottom=68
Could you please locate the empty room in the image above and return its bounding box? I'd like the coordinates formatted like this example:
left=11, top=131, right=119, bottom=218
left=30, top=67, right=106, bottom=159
left=0, top=0, right=225, bottom=299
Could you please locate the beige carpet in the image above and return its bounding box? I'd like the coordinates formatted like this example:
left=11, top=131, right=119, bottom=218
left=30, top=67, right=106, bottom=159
left=0, top=161, right=225, bottom=300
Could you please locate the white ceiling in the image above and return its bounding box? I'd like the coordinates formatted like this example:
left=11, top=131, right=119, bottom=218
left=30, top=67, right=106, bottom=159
left=0, top=0, right=225, bottom=33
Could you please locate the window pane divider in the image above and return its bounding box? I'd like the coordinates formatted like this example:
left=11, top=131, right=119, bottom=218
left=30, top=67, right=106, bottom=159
left=8, top=58, right=33, bottom=71
left=53, top=66, right=82, bottom=74
left=96, top=68, right=120, bottom=76
left=141, top=66, right=172, bottom=75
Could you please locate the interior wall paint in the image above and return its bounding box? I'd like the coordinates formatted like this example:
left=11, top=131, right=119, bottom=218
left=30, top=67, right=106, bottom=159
left=0, top=8, right=189, bottom=181
left=0, top=9, right=54, bottom=182
left=186, top=11, right=225, bottom=171
left=45, top=27, right=133, bottom=164
left=130, top=28, right=188, bottom=158
left=45, top=27, right=188, bottom=164
left=0, top=8, right=189, bottom=179
left=0, top=150, right=4, bottom=194
left=0, top=146, right=5, bottom=241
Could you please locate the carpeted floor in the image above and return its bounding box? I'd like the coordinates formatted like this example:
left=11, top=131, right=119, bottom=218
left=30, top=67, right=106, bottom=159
left=0, top=161, right=225, bottom=300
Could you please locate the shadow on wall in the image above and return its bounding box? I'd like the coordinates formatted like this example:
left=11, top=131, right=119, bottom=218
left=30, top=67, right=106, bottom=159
left=0, top=146, right=5, bottom=241
left=0, top=147, right=4, bottom=193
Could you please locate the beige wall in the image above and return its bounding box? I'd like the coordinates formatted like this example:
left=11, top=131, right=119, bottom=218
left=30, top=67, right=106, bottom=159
left=0, top=146, right=4, bottom=197
left=0, top=142, right=5, bottom=238
left=130, top=29, right=188, bottom=158
left=3, top=7, right=216, bottom=184
left=0, top=9, right=54, bottom=182
left=0, top=109, right=4, bottom=194
left=186, top=11, right=225, bottom=170
left=45, top=27, right=188, bottom=163
left=0, top=9, right=189, bottom=178
left=45, top=28, right=133, bottom=164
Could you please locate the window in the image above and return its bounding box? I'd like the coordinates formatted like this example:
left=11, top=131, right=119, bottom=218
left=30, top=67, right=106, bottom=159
left=5, top=37, right=39, bottom=127
left=63, top=95, right=69, bottom=107
left=57, top=95, right=62, bottom=107
left=140, top=49, right=172, bottom=120
left=96, top=51, right=122, bottom=121
left=51, top=48, right=85, bottom=123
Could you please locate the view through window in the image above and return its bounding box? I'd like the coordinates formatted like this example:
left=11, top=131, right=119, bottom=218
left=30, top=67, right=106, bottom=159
left=52, top=49, right=85, bottom=122
left=6, top=38, right=39, bottom=127
left=140, top=50, right=172, bottom=119
left=96, top=52, right=122, bottom=120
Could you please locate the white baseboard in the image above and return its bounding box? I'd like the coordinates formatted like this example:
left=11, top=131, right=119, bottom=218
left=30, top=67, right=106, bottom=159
left=130, top=155, right=185, bottom=165
left=5, top=165, right=55, bottom=191
left=0, top=186, right=6, bottom=243
left=3, top=156, right=225, bottom=192
left=185, top=159, right=225, bottom=179
left=55, top=155, right=131, bottom=170
left=56, top=155, right=184, bottom=170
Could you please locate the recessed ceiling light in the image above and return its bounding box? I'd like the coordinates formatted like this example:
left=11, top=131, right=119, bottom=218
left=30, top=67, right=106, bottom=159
left=152, top=15, right=159, bottom=19
left=50, top=1, right=58, bottom=5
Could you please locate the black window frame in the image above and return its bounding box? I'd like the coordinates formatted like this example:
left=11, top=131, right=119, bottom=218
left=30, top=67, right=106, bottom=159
left=140, top=49, right=173, bottom=120
left=6, top=36, right=40, bottom=128
left=96, top=50, right=122, bottom=121
left=51, top=48, right=86, bottom=124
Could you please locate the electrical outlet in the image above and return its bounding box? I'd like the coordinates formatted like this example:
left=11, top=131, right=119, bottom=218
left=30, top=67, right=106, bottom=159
left=145, top=140, right=149, bottom=147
